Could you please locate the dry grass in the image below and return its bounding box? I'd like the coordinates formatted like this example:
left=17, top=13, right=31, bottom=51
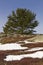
left=0, top=35, right=35, bottom=43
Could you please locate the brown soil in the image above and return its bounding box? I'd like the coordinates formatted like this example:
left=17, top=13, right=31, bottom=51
left=0, top=58, right=43, bottom=65
left=21, top=42, right=43, bottom=48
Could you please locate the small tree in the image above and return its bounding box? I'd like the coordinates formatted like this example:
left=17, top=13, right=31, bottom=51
left=3, top=8, right=38, bottom=34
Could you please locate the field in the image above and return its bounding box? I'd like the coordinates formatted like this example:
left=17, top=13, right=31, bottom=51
left=0, top=35, right=43, bottom=65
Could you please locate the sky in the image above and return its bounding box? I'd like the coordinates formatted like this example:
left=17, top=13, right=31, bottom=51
left=0, top=0, right=43, bottom=34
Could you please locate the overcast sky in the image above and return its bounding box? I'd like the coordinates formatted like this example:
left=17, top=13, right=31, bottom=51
left=0, top=0, right=43, bottom=34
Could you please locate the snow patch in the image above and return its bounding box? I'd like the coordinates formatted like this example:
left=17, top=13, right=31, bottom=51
left=25, top=47, right=43, bottom=52
left=4, top=51, right=43, bottom=61
left=0, top=43, right=28, bottom=50
left=19, top=40, right=38, bottom=44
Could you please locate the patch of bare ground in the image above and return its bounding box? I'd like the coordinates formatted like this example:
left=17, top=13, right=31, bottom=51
left=21, top=42, right=43, bottom=48
left=0, top=58, right=43, bottom=65
left=0, top=49, right=43, bottom=56
left=0, top=50, right=39, bottom=58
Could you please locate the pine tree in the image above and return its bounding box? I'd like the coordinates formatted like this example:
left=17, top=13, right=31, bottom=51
left=3, top=8, right=38, bottom=34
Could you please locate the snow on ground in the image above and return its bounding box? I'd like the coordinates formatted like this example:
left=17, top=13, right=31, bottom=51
left=18, top=40, right=38, bottom=44
left=0, top=39, right=39, bottom=51
left=0, top=40, right=43, bottom=61
left=25, top=47, right=43, bottom=52
left=4, top=51, right=43, bottom=61
left=0, top=43, right=28, bottom=50
left=24, top=40, right=35, bottom=44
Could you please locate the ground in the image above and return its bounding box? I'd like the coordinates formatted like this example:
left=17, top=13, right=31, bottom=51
left=0, top=36, right=43, bottom=65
